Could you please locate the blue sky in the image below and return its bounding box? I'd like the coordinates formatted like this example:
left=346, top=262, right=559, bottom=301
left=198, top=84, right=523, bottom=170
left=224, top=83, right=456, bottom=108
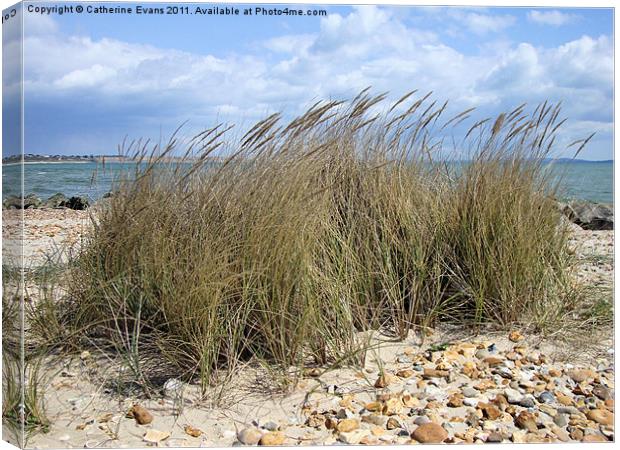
left=2, top=2, right=615, bottom=159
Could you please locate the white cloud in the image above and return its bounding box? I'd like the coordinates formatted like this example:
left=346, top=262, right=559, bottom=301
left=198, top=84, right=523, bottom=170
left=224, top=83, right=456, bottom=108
left=528, top=10, right=577, bottom=26
left=447, top=10, right=516, bottom=35
left=22, top=6, right=613, bottom=158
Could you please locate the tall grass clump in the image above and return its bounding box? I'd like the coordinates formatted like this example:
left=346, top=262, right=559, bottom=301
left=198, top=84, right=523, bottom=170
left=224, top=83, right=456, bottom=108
left=57, top=90, right=583, bottom=391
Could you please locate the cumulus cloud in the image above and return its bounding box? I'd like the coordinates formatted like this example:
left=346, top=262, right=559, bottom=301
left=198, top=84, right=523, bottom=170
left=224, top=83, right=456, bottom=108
left=528, top=10, right=578, bottom=26
left=447, top=10, right=516, bottom=35
left=21, top=6, right=613, bottom=158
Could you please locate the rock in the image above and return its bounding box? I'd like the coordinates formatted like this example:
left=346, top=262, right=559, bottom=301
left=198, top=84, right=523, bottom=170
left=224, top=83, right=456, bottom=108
left=184, top=425, right=202, bottom=437
left=462, top=387, right=478, bottom=398
left=515, top=411, right=538, bottom=432
left=538, top=391, right=555, bottom=404
left=130, top=404, right=153, bottom=425
left=62, top=195, right=90, bottom=210
left=259, top=431, right=285, bottom=446
left=336, top=418, right=359, bottom=433
left=586, top=409, right=614, bottom=426
left=447, top=393, right=464, bottom=407
left=518, top=396, right=536, bottom=408
left=306, top=414, right=326, bottom=428
left=238, top=428, right=263, bottom=445
left=487, top=431, right=503, bottom=442
left=569, top=428, right=584, bottom=440
left=374, top=373, right=398, bottom=388
left=483, top=357, right=504, bottom=367
left=509, top=331, right=524, bottom=342
left=478, top=403, right=501, bottom=420
left=396, top=369, right=415, bottom=379
left=504, top=388, right=524, bottom=404
left=411, top=423, right=448, bottom=443
left=553, top=413, right=569, bottom=428
left=383, top=397, right=402, bottom=415
left=562, top=201, right=613, bottom=230
left=475, top=349, right=490, bottom=360
left=44, top=192, right=68, bottom=208
left=143, top=429, right=171, bottom=444
left=568, top=369, right=596, bottom=383
left=413, top=416, right=431, bottom=426
left=338, top=430, right=370, bottom=444
left=592, top=385, right=612, bottom=401
left=262, top=422, right=279, bottom=432
left=386, top=417, right=401, bottom=430
left=3, top=194, right=42, bottom=209
left=582, top=434, right=608, bottom=442
left=423, top=368, right=449, bottom=378
left=556, top=392, right=574, bottom=406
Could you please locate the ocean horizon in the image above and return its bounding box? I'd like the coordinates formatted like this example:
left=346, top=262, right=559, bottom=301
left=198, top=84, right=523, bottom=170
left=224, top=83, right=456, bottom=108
left=2, top=159, right=614, bottom=205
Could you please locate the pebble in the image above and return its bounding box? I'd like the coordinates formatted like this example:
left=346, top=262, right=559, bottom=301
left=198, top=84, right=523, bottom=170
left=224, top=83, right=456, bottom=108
left=338, top=430, right=370, bottom=445
left=259, top=431, right=285, bottom=446
left=462, top=387, right=478, bottom=398
left=411, top=423, right=448, bottom=443
left=237, top=428, right=263, bottom=445
left=130, top=405, right=153, bottom=425
left=538, top=391, right=555, bottom=404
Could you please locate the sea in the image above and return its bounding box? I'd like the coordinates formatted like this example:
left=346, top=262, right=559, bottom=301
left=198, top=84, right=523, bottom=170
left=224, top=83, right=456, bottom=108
left=1, top=160, right=614, bottom=205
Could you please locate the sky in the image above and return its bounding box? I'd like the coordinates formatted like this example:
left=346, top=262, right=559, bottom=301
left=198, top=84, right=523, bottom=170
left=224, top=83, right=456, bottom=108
left=2, top=2, right=615, bottom=159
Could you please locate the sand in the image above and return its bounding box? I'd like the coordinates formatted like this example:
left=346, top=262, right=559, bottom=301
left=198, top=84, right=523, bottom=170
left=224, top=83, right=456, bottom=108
left=1, top=208, right=614, bottom=448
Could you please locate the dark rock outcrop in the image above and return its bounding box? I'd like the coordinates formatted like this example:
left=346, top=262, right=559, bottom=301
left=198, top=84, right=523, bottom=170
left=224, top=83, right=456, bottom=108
left=44, top=192, right=69, bottom=208
left=62, top=196, right=90, bottom=210
left=561, top=201, right=613, bottom=230
left=2, top=194, right=42, bottom=209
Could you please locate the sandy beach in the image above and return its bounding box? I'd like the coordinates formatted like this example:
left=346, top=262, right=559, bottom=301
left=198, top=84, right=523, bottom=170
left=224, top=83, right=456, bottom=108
left=1, top=208, right=614, bottom=447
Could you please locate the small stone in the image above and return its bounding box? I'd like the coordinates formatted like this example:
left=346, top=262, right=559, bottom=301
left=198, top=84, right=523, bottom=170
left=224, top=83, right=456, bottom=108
left=508, top=331, right=524, bottom=342
left=553, top=413, right=569, bottom=427
left=396, top=369, right=415, bottom=379
left=504, top=388, right=523, bottom=404
left=184, top=425, right=202, bottom=437
left=518, top=396, right=536, bottom=408
left=568, top=369, right=596, bottom=383
left=549, top=425, right=570, bottom=442
left=538, top=391, right=555, bottom=404
left=130, top=405, right=153, bottom=425
left=570, top=428, right=584, bottom=440
left=336, top=418, right=359, bottom=433
left=238, top=428, right=263, bottom=445
left=447, top=393, right=464, bottom=407
left=306, top=414, right=326, bottom=428
left=462, top=387, right=478, bottom=398
left=411, top=423, right=448, bottom=443
left=383, top=397, right=402, bottom=415
left=483, top=357, right=504, bottom=367
left=338, top=430, right=370, bottom=445
left=423, top=368, right=449, bottom=378
left=487, top=431, right=503, bottom=442
left=475, top=349, right=490, bottom=360
left=592, top=385, right=612, bottom=401
left=556, top=392, right=574, bottom=406
left=374, top=373, right=397, bottom=388
left=414, top=416, right=431, bottom=425
left=143, top=429, right=171, bottom=444
left=515, top=411, right=538, bottom=432
left=586, top=409, right=614, bottom=426
left=262, top=421, right=279, bottom=432
left=259, top=431, right=285, bottom=446
left=478, top=403, right=501, bottom=420
left=371, top=426, right=385, bottom=436
left=582, top=434, right=608, bottom=443
left=386, top=417, right=401, bottom=430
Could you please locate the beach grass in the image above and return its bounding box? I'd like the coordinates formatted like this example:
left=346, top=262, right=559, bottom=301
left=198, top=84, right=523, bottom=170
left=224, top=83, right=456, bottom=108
left=30, top=91, right=588, bottom=394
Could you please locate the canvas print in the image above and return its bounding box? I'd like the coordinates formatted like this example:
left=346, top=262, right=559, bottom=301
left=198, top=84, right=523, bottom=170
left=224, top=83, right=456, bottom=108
left=1, top=1, right=614, bottom=448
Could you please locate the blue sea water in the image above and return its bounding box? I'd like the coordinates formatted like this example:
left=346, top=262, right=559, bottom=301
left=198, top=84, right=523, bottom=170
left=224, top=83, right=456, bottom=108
left=1, top=160, right=614, bottom=204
